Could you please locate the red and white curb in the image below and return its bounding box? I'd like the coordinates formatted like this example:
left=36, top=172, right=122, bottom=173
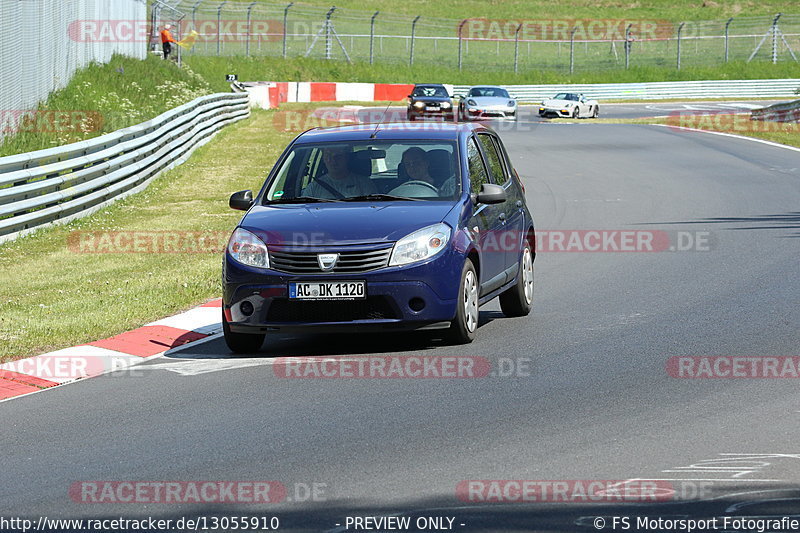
left=0, top=298, right=223, bottom=402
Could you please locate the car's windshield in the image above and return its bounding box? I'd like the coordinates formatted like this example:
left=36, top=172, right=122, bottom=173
left=468, top=87, right=510, bottom=98
left=263, top=140, right=461, bottom=202
left=554, top=93, right=579, bottom=101
left=412, top=86, right=449, bottom=97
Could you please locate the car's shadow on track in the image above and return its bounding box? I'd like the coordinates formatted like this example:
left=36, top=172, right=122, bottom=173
left=163, top=310, right=505, bottom=360
left=640, top=211, right=800, bottom=237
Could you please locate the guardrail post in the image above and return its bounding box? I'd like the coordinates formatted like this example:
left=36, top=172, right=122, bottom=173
left=513, top=23, right=522, bottom=74
left=569, top=26, right=577, bottom=74
left=282, top=2, right=294, bottom=58
left=246, top=2, right=256, bottom=56
left=216, top=1, right=227, bottom=56
left=724, top=17, right=733, bottom=62
left=677, top=22, right=685, bottom=70
left=772, top=13, right=782, bottom=64
left=369, top=11, right=379, bottom=64
left=409, top=15, right=420, bottom=66
left=625, top=23, right=632, bottom=69
left=458, top=19, right=467, bottom=70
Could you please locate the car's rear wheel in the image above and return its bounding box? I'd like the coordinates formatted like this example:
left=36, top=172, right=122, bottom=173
left=499, top=241, right=534, bottom=317
left=222, top=308, right=265, bottom=353
left=448, top=259, right=479, bottom=344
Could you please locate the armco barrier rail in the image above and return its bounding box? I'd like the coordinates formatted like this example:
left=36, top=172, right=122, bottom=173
left=0, top=93, right=250, bottom=243
left=454, top=79, right=800, bottom=102
left=750, top=99, right=800, bottom=121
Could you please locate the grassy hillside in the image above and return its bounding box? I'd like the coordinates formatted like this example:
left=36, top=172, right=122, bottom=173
left=0, top=55, right=212, bottom=157
left=196, top=0, right=794, bottom=21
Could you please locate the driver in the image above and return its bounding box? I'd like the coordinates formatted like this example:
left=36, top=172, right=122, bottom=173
left=401, top=147, right=456, bottom=197
left=303, top=144, right=376, bottom=199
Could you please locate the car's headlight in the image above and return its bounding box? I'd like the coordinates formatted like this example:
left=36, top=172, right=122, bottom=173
left=227, top=227, right=269, bottom=268
left=389, top=223, right=451, bottom=266
left=413, top=101, right=425, bottom=108
left=467, top=99, right=477, bottom=106
left=508, top=100, right=516, bottom=106
left=441, top=102, right=452, bottom=109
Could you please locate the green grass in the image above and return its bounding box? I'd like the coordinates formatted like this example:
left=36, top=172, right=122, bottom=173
left=186, top=55, right=800, bottom=92
left=189, top=0, right=794, bottom=22
left=0, top=55, right=213, bottom=157
left=0, top=108, right=287, bottom=362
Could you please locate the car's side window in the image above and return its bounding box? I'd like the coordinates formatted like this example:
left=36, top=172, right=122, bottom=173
left=477, top=134, right=508, bottom=186
left=467, top=137, right=489, bottom=195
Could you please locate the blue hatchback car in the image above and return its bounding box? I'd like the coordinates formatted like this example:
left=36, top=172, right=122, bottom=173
left=222, top=122, right=535, bottom=352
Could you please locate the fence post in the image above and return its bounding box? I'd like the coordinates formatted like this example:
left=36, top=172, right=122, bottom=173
left=514, top=23, right=522, bottom=74
left=369, top=11, right=379, bottom=64
left=724, top=17, right=733, bottom=62
left=677, top=22, right=685, bottom=70
left=410, top=15, right=420, bottom=66
left=282, top=2, right=294, bottom=58
left=772, top=13, right=782, bottom=64
left=192, top=1, right=203, bottom=55
left=246, top=2, right=256, bottom=56
left=569, top=26, right=577, bottom=74
left=216, top=1, right=227, bottom=56
left=325, top=7, right=336, bottom=60
left=457, top=19, right=467, bottom=70
left=177, top=15, right=185, bottom=67
left=624, top=23, right=632, bottom=69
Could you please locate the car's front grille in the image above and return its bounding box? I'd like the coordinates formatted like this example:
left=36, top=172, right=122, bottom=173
left=266, top=297, right=398, bottom=322
left=269, top=245, right=393, bottom=274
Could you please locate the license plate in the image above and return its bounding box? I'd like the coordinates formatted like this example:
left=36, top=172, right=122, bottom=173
left=427, top=102, right=439, bottom=107
left=289, top=281, right=366, bottom=300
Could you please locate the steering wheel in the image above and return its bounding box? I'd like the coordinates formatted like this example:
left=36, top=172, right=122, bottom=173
left=402, top=180, right=439, bottom=192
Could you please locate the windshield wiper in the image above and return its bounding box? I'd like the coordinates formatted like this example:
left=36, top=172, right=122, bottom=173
left=266, top=196, right=343, bottom=204
left=342, top=194, right=423, bottom=202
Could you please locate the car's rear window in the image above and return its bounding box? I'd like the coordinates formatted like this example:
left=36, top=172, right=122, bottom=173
left=263, top=140, right=461, bottom=202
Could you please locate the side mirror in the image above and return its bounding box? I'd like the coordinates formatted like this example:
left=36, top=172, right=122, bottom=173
left=473, top=183, right=507, bottom=205
left=229, top=189, right=254, bottom=211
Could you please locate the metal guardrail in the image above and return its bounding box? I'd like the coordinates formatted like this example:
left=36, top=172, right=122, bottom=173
left=0, top=93, right=250, bottom=243
left=750, top=98, right=800, bottom=121
left=454, top=79, right=800, bottom=102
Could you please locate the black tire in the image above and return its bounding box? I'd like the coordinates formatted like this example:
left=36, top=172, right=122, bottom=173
left=572, top=107, right=580, bottom=119
left=407, top=114, right=416, bottom=122
left=592, top=105, right=599, bottom=118
left=447, top=259, right=479, bottom=344
left=499, top=240, right=534, bottom=317
left=222, top=308, right=265, bottom=353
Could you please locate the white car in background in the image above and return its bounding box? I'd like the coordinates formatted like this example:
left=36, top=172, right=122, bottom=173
left=458, top=86, right=517, bottom=121
left=539, top=93, right=599, bottom=119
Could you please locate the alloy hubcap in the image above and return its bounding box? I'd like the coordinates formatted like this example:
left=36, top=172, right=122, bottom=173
left=463, top=270, right=478, bottom=332
left=522, top=248, right=534, bottom=304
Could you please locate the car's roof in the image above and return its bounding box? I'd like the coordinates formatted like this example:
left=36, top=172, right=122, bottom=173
left=469, top=85, right=506, bottom=89
left=413, top=83, right=447, bottom=88
left=295, top=122, right=487, bottom=143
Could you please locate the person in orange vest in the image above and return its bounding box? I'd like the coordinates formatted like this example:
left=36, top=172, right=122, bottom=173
left=160, top=24, right=178, bottom=59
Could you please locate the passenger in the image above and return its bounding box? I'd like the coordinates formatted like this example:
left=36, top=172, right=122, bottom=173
left=401, top=147, right=456, bottom=197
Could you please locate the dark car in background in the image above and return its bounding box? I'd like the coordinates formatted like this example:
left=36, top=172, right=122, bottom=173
left=407, top=84, right=455, bottom=122
left=222, top=122, right=535, bottom=353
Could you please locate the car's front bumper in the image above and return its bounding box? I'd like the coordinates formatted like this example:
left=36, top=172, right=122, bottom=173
left=539, top=106, right=573, bottom=118
left=223, top=249, right=464, bottom=333
left=408, top=105, right=454, bottom=118
left=464, top=107, right=516, bottom=120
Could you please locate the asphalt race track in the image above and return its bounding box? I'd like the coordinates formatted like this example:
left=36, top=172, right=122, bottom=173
left=2, top=121, right=799, bottom=532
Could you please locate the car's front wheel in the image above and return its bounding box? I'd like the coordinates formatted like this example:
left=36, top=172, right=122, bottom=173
left=499, top=241, right=534, bottom=317
left=222, top=309, right=265, bottom=353
left=572, top=107, right=580, bottom=119
left=448, top=259, right=479, bottom=344
left=592, top=105, right=599, bottom=118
